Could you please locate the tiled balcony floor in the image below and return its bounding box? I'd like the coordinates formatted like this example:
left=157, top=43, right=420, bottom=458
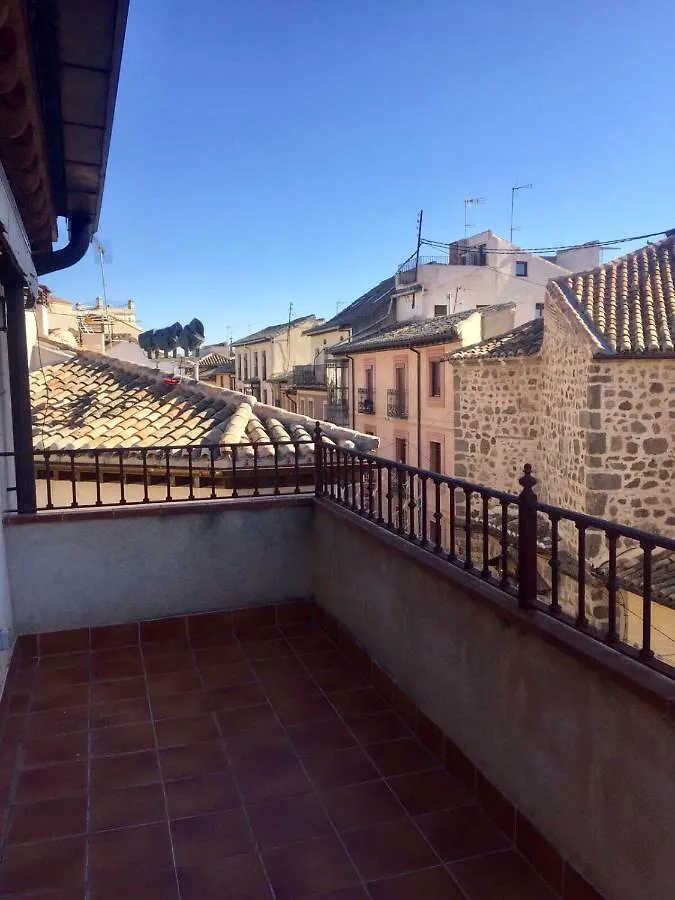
left=0, top=616, right=559, bottom=899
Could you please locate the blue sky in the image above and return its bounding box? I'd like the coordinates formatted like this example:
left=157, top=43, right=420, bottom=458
left=47, top=0, right=674, bottom=343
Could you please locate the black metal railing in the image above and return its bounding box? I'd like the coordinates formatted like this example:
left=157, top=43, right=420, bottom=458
left=2, top=440, right=318, bottom=512
left=293, top=365, right=327, bottom=387
left=357, top=389, right=375, bottom=415
left=387, top=388, right=407, bottom=419
left=316, top=438, right=675, bottom=679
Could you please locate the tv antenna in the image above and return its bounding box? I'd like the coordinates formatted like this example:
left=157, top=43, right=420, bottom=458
left=91, top=236, right=113, bottom=342
left=464, top=197, right=485, bottom=239
left=510, top=184, right=532, bottom=242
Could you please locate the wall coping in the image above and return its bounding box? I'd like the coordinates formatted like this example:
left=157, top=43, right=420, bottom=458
left=3, top=494, right=314, bottom=526
left=314, top=498, right=675, bottom=717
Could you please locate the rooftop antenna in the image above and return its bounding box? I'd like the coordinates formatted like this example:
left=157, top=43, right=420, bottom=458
left=464, top=197, right=485, bottom=240
left=510, top=184, right=532, bottom=243
left=91, top=236, right=112, bottom=344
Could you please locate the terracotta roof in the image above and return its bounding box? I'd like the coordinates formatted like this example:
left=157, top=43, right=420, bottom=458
left=332, top=304, right=513, bottom=354
left=182, top=352, right=230, bottom=372
left=447, top=319, right=544, bottom=361
left=552, top=234, right=675, bottom=354
left=598, top=549, right=675, bottom=609
left=232, top=316, right=318, bottom=347
left=29, top=353, right=378, bottom=466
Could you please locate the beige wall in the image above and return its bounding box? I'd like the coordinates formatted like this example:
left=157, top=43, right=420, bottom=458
left=234, top=322, right=317, bottom=398
left=312, top=503, right=675, bottom=900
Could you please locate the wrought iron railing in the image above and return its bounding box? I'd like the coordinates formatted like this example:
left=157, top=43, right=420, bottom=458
left=316, top=439, right=675, bottom=679
left=387, top=388, right=407, bottom=419
left=357, top=388, right=375, bottom=415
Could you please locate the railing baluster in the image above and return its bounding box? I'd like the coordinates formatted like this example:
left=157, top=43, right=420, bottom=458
left=396, top=467, right=404, bottom=535
left=448, top=485, right=456, bottom=561
left=165, top=451, right=172, bottom=501
left=376, top=461, right=383, bottom=524
left=481, top=492, right=490, bottom=578
left=408, top=471, right=416, bottom=541
left=359, top=457, right=365, bottom=515
left=44, top=452, right=53, bottom=510
left=187, top=448, right=195, bottom=500
left=550, top=515, right=560, bottom=613
left=141, top=449, right=149, bottom=503
left=273, top=443, right=280, bottom=496
left=640, top=541, right=654, bottom=661
left=420, top=475, right=428, bottom=545
left=210, top=446, right=217, bottom=499
left=606, top=530, right=618, bottom=644
left=499, top=499, right=509, bottom=588
left=386, top=464, right=393, bottom=529
left=576, top=524, right=587, bottom=627
left=367, top=459, right=375, bottom=520
left=70, top=450, right=78, bottom=508
left=231, top=445, right=238, bottom=498
left=351, top=455, right=356, bottom=511
left=117, top=450, right=125, bottom=505
left=434, top=479, right=442, bottom=553
left=293, top=441, right=300, bottom=494
left=252, top=444, right=259, bottom=497
left=463, top=488, right=472, bottom=569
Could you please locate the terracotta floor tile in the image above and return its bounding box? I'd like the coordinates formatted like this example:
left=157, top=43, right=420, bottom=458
left=367, top=866, right=465, bottom=900
left=171, top=808, right=254, bottom=866
left=91, top=750, right=160, bottom=792
left=241, top=639, right=293, bottom=660
left=313, top=889, right=370, bottom=900
left=304, top=746, right=379, bottom=791
left=234, top=624, right=281, bottom=641
left=416, top=806, right=510, bottom=862
left=90, top=622, right=139, bottom=650
left=288, top=719, right=358, bottom=756
left=204, top=682, right=266, bottom=711
left=88, top=822, right=173, bottom=878
left=262, top=675, right=324, bottom=703
left=450, top=850, right=557, bottom=900
left=312, top=668, right=368, bottom=693
left=0, top=835, right=85, bottom=894
left=30, top=683, right=89, bottom=712
left=7, top=795, right=87, bottom=843
left=140, top=617, right=187, bottom=644
left=387, top=769, right=474, bottom=816
left=89, top=782, right=166, bottom=831
left=365, top=738, right=436, bottom=777
left=252, top=656, right=307, bottom=680
left=141, top=638, right=191, bottom=658
left=89, top=867, right=179, bottom=900
left=89, top=696, right=150, bottom=729
left=40, top=629, right=90, bottom=656
left=155, top=713, right=219, bottom=748
left=273, top=693, right=337, bottom=726
left=329, top=688, right=389, bottom=718
left=178, top=853, right=272, bottom=900
left=299, top=650, right=351, bottom=674
left=224, top=726, right=292, bottom=762
left=150, top=689, right=211, bottom=720
left=146, top=670, right=202, bottom=698
left=237, top=754, right=313, bottom=805
left=160, top=740, right=228, bottom=781
left=91, top=649, right=143, bottom=681
left=0, top=889, right=86, bottom=900
left=216, top=703, right=280, bottom=735
left=193, top=643, right=245, bottom=666
left=33, top=661, right=90, bottom=689
left=200, top=661, right=256, bottom=689
left=288, top=634, right=338, bottom=654
left=15, top=761, right=88, bottom=804
left=165, top=770, right=241, bottom=819
left=22, top=731, right=88, bottom=769
left=263, top=834, right=359, bottom=900
left=344, top=711, right=412, bottom=745
left=321, top=780, right=406, bottom=832
left=341, top=819, right=437, bottom=881
left=247, top=792, right=333, bottom=849
left=90, top=677, right=147, bottom=705
left=91, top=722, right=155, bottom=757
left=142, top=652, right=196, bottom=676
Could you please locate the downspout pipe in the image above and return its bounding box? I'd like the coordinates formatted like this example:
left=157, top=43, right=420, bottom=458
left=410, top=346, right=422, bottom=468
left=31, top=212, right=91, bottom=276
left=345, top=354, right=356, bottom=429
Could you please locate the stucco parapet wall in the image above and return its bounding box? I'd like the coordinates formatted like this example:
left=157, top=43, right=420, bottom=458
left=314, top=499, right=675, bottom=717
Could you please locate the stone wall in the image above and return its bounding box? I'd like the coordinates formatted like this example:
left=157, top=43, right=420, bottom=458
left=586, top=358, right=675, bottom=536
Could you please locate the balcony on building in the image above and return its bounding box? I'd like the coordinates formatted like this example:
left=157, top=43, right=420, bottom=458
left=326, top=386, right=350, bottom=426
left=357, top=388, right=375, bottom=415
left=387, top=387, right=408, bottom=419
left=292, top=364, right=327, bottom=387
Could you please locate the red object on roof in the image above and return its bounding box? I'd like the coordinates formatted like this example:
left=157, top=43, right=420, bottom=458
left=163, top=377, right=180, bottom=385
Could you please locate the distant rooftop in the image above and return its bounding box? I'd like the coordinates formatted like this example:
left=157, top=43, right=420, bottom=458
left=305, top=277, right=396, bottom=336
left=232, top=316, right=319, bottom=347
left=447, top=318, right=544, bottom=361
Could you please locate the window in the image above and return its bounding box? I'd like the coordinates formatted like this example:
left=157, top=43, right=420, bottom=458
left=515, top=260, right=528, bottom=277
left=307, top=399, right=314, bottom=419
left=299, top=398, right=306, bottom=415
left=253, top=352, right=258, bottom=377
left=365, top=365, right=374, bottom=398
left=535, top=302, right=544, bottom=319
left=434, top=304, right=448, bottom=317
left=323, top=401, right=328, bottom=420
left=237, top=355, right=242, bottom=379
left=429, top=360, right=442, bottom=397
left=243, top=355, right=249, bottom=380
left=261, top=351, right=267, bottom=380
left=429, top=441, right=442, bottom=473
left=395, top=438, right=407, bottom=464
left=262, top=389, right=268, bottom=404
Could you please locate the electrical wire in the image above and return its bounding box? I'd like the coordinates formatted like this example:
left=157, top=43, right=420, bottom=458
left=31, top=307, right=50, bottom=444
left=418, top=228, right=670, bottom=257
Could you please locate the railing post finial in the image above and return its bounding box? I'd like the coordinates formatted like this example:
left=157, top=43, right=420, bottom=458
left=314, top=421, right=323, bottom=496
left=517, top=463, right=538, bottom=609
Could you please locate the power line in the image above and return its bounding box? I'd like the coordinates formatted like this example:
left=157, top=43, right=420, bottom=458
left=419, top=228, right=670, bottom=257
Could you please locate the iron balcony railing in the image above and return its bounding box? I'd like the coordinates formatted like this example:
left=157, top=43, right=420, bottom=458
left=293, top=365, right=326, bottom=387
left=387, top=388, right=408, bottom=419
left=4, top=424, right=674, bottom=680
left=315, top=436, right=675, bottom=681
left=357, top=388, right=375, bottom=415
